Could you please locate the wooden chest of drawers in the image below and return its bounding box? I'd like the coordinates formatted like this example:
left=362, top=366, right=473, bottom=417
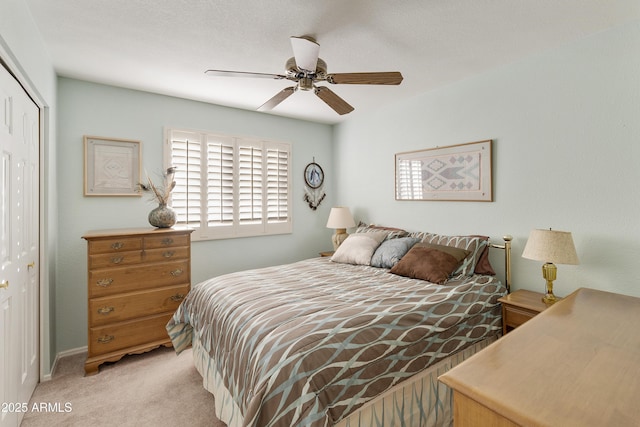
left=439, top=289, right=640, bottom=426
left=82, top=227, right=193, bottom=375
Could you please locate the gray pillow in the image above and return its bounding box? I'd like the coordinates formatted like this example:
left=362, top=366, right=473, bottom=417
left=370, top=237, right=420, bottom=268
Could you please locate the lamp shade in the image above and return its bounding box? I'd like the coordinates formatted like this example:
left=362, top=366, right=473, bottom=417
left=326, top=207, right=356, bottom=229
left=522, top=229, right=579, bottom=265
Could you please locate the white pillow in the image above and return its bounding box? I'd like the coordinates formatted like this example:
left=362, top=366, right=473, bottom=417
left=331, top=232, right=387, bottom=265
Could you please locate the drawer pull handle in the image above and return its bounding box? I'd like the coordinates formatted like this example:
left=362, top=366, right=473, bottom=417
left=170, top=294, right=185, bottom=302
left=161, top=238, right=174, bottom=245
left=97, top=306, right=115, bottom=315
left=0, top=280, right=8, bottom=289
left=97, top=335, right=114, bottom=344
left=162, top=251, right=175, bottom=258
left=96, top=278, right=113, bottom=287
left=170, top=269, right=183, bottom=277
left=111, top=242, right=124, bottom=250
left=110, top=256, right=124, bottom=264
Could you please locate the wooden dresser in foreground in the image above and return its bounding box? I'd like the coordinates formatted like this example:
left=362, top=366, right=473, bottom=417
left=82, top=227, right=193, bottom=375
left=439, top=288, right=640, bottom=426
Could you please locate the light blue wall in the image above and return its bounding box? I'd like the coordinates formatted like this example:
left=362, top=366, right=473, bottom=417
left=57, top=78, right=334, bottom=351
left=333, top=20, right=640, bottom=298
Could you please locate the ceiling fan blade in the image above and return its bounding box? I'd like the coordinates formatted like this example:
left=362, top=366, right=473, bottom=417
left=326, top=72, right=403, bottom=85
left=205, top=69, right=286, bottom=80
left=290, top=36, right=320, bottom=72
left=314, top=86, right=354, bottom=115
left=258, top=86, right=296, bottom=111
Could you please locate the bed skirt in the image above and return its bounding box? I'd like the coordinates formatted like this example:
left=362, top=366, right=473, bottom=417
left=191, top=335, right=499, bottom=427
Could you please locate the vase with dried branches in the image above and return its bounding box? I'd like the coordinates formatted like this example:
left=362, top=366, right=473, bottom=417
left=138, top=166, right=177, bottom=228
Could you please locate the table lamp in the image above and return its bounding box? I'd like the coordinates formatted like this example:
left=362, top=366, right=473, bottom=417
left=326, top=207, right=356, bottom=250
left=522, top=228, right=579, bottom=304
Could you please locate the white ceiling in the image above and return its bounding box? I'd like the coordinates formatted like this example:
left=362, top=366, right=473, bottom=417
left=24, top=0, right=640, bottom=125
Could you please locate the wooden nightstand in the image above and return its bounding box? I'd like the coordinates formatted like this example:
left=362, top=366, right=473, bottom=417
left=319, top=251, right=334, bottom=257
left=498, top=289, right=552, bottom=335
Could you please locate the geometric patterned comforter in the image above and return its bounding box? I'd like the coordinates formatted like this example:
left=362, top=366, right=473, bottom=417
left=167, top=257, right=506, bottom=427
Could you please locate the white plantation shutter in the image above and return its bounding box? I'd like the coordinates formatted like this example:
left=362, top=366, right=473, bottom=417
left=166, top=128, right=291, bottom=241
left=207, top=137, right=234, bottom=227
left=238, top=143, right=263, bottom=224
left=267, top=146, right=289, bottom=222
left=169, top=130, right=202, bottom=227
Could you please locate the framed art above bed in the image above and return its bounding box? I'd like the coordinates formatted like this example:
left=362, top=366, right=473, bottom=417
left=395, top=139, right=493, bottom=202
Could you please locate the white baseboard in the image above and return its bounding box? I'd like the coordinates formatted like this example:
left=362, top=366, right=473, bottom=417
left=43, top=346, right=88, bottom=381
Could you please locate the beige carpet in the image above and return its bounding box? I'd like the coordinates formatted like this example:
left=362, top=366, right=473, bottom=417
left=21, top=347, right=227, bottom=426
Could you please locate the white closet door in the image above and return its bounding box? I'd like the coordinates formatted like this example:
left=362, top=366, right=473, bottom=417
left=0, top=62, right=40, bottom=427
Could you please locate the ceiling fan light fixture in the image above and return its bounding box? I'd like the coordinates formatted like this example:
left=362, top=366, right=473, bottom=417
left=206, top=36, right=403, bottom=115
left=298, top=77, right=314, bottom=91
left=290, top=36, right=320, bottom=72
left=315, top=58, right=327, bottom=76
left=285, top=57, right=297, bottom=73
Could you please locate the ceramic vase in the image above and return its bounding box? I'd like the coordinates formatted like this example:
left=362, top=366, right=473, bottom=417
left=148, top=203, right=176, bottom=228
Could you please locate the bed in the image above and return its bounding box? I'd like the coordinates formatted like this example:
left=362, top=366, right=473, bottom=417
left=167, top=225, right=512, bottom=427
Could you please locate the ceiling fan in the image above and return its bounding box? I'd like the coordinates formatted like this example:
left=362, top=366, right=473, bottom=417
left=205, top=36, right=403, bottom=115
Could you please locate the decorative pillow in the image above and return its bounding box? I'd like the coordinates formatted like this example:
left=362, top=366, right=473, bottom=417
left=331, top=232, right=388, bottom=266
left=474, top=246, right=496, bottom=275
left=464, top=235, right=496, bottom=275
left=355, top=221, right=409, bottom=239
left=417, top=242, right=471, bottom=262
left=389, top=243, right=469, bottom=284
left=408, top=230, right=430, bottom=240
left=419, top=233, right=489, bottom=277
left=370, top=237, right=420, bottom=269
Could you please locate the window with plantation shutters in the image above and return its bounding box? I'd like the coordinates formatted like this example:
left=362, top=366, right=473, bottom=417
left=165, top=128, right=292, bottom=241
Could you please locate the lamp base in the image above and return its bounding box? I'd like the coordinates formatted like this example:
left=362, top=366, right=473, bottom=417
left=542, top=292, right=559, bottom=305
left=541, top=262, right=558, bottom=305
left=332, top=228, right=348, bottom=250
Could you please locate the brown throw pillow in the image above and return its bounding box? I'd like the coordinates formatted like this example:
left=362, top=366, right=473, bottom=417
left=416, top=242, right=470, bottom=262
left=474, top=246, right=496, bottom=275
left=390, top=244, right=469, bottom=284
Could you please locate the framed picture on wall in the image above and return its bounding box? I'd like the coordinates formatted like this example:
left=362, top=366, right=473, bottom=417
left=395, top=139, right=493, bottom=202
left=83, top=135, right=142, bottom=196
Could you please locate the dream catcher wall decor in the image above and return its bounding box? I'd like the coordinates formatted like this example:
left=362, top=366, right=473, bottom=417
left=303, top=159, right=326, bottom=210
